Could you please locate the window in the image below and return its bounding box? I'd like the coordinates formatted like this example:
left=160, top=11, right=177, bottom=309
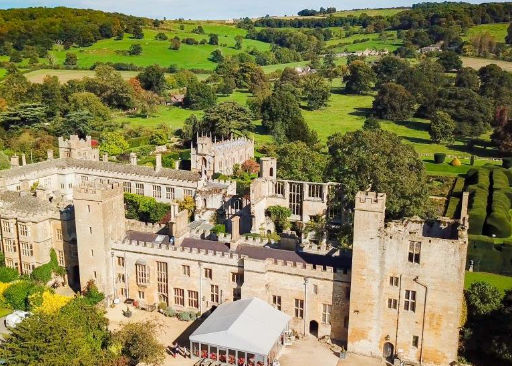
left=322, top=304, right=332, bottom=324
left=387, top=298, right=398, bottom=310
left=182, top=265, right=190, bottom=276
left=120, top=288, right=127, bottom=297
left=233, top=288, right=241, bottom=301
left=123, top=182, right=132, bottom=193
left=153, top=185, right=161, bottom=198
left=408, top=241, right=421, bottom=264
left=136, top=264, right=149, bottom=285
left=184, top=189, right=193, bottom=197
left=56, top=228, right=63, bottom=240
left=138, top=290, right=145, bottom=300
left=166, top=187, right=175, bottom=200
left=87, top=205, right=91, bottom=213
left=21, top=262, right=34, bottom=275
left=16, top=185, right=20, bottom=191
left=272, top=295, right=282, bottom=310
left=5, top=258, right=15, bottom=269
left=204, top=268, right=212, bottom=280
left=231, top=273, right=243, bottom=285
left=308, top=184, right=323, bottom=199
left=174, top=288, right=185, bottom=306
left=412, top=336, right=419, bottom=348
left=404, top=290, right=416, bottom=312
left=4, top=239, right=16, bottom=253
left=289, top=182, right=303, bottom=216
left=89, top=227, right=92, bottom=234
left=90, top=249, right=94, bottom=256
left=19, top=224, right=28, bottom=237
left=211, top=285, right=219, bottom=303
left=274, top=181, right=284, bottom=196
left=313, top=284, right=318, bottom=295
left=60, top=183, right=65, bottom=189
left=389, top=276, right=399, bottom=286
left=117, top=273, right=125, bottom=284
left=20, top=242, right=33, bottom=257
left=81, top=175, right=88, bottom=182
left=57, top=250, right=64, bottom=266
left=157, top=262, right=168, bottom=299
left=294, top=299, right=304, bottom=319
left=135, top=183, right=144, bottom=195
left=2, top=221, right=11, bottom=233
left=93, top=271, right=97, bottom=279
left=188, top=290, right=199, bottom=308
left=117, top=256, right=125, bottom=267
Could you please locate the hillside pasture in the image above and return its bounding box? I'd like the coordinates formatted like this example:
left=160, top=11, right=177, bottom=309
left=24, top=69, right=141, bottom=83
left=465, top=23, right=509, bottom=43
left=462, top=56, right=512, bottom=72
left=465, top=271, right=512, bottom=294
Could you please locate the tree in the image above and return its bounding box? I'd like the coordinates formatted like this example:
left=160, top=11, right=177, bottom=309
left=0, top=266, right=19, bottom=282
left=217, top=76, right=236, bottom=95
left=466, top=282, right=502, bottom=317
left=64, top=53, right=77, bottom=66
left=155, top=32, right=168, bottom=41
left=455, top=67, right=480, bottom=92
left=57, top=110, right=93, bottom=139
left=266, top=206, right=291, bottom=233
left=128, top=44, right=143, bottom=55
left=68, top=92, right=111, bottom=126
left=132, top=24, right=144, bottom=39
left=429, top=111, right=455, bottom=144
left=169, top=38, right=181, bottom=50
left=363, top=116, right=381, bottom=130
left=437, top=50, right=462, bottom=71
left=0, top=103, right=47, bottom=130
left=0, top=72, right=33, bottom=105
left=137, top=65, right=166, bottom=94
left=274, top=142, right=327, bottom=182
left=372, top=55, right=409, bottom=86
left=128, top=78, right=162, bottom=116
left=344, top=60, right=376, bottom=94
left=478, top=64, right=512, bottom=107
left=193, top=102, right=253, bottom=138
left=507, top=22, right=512, bottom=44
left=209, top=33, right=219, bottom=45
left=9, top=50, right=22, bottom=63
left=302, top=74, right=330, bottom=110
left=113, top=322, right=165, bottom=366
left=326, top=129, right=428, bottom=219
left=492, top=107, right=512, bottom=153
left=261, top=90, right=318, bottom=145
left=100, top=132, right=129, bottom=155
left=84, top=65, right=135, bottom=109
left=40, top=75, right=63, bottom=117
left=435, top=87, right=492, bottom=137
left=234, top=35, right=243, bottom=50
left=183, top=81, right=217, bottom=110
left=210, top=49, right=224, bottom=63
left=373, top=82, right=416, bottom=121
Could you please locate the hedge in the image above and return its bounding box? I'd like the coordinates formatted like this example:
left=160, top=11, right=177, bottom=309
left=468, top=236, right=512, bottom=275
left=503, top=157, right=512, bottom=169
left=484, top=189, right=512, bottom=238
left=31, top=249, right=60, bottom=283
left=445, top=197, right=461, bottom=219
left=434, top=153, right=446, bottom=164
left=128, top=136, right=151, bottom=148
left=0, top=266, right=20, bottom=283
left=452, top=177, right=465, bottom=197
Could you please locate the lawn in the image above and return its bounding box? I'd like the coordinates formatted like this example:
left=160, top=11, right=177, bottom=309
left=465, top=271, right=512, bottom=294
left=47, top=26, right=271, bottom=71
left=24, top=69, right=141, bottom=83
left=465, top=23, right=509, bottom=43
left=326, top=31, right=403, bottom=52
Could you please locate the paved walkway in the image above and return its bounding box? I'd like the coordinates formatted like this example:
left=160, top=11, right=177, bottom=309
left=279, top=337, right=340, bottom=366
left=337, top=353, right=386, bottom=366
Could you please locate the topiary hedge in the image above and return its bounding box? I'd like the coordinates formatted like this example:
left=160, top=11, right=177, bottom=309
left=434, top=153, right=446, bottom=164
left=503, top=157, right=512, bottom=169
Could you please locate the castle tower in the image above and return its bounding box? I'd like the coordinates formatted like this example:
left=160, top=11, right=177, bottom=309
left=259, top=157, right=277, bottom=180
left=347, top=191, right=386, bottom=358
left=73, top=182, right=125, bottom=298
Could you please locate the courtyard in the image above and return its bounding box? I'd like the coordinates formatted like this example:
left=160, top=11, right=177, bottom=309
left=105, top=304, right=351, bottom=366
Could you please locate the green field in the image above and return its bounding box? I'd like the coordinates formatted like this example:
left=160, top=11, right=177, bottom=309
left=462, top=56, right=512, bottom=72
left=465, top=271, right=512, bottom=294
left=465, top=23, right=509, bottom=42
left=47, top=25, right=271, bottom=70
left=326, top=31, right=403, bottom=52
left=332, top=7, right=409, bottom=17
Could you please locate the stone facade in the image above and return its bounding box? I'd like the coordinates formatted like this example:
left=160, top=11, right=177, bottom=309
left=191, top=135, right=254, bottom=178
left=347, top=191, right=469, bottom=366
left=58, top=135, right=99, bottom=161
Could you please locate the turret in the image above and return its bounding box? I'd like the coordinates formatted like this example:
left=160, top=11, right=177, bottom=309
left=259, top=157, right=277, bottom=180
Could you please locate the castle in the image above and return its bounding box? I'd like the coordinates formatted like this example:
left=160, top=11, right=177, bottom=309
left=0, top=135, right=468, bottom=366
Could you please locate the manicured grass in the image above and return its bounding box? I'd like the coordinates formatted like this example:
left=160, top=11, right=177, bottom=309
left=0, top=68, right=6, bottom=79
left=0, top=308, right=12, bottom=318
left=465, top=271, right=512, bottom=294
left=47, top=26, right=271, bottom=71
left=465, top=23, right=509, bottom=43
left=24, top=69, right=141, bottom=83
left=462, top=56, right=512, bottom=72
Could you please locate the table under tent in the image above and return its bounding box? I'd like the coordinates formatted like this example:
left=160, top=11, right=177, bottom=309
left=190, top=297, right=291, bottom=366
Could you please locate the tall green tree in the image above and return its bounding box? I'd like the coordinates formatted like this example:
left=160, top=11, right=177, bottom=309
left=372, top=55, right=409, bottom=86
left=137, top=65, right=166, bottom=94
left=196, top=101, right=254, bottom=138
left=429, top=110, right=455, bottom=144
left=437, top=50, right=462, bottom=71
left=183, top=81, right=217, bottom=110
left=372, top=82, right=416, bottom=121
left=112, top=321, right=165, bottom=366
left=302, top=74, right=331, bottom=110
left=344, top=60, right=376, bottom=94
left=274, top=142, right=327, bottom=182
left=455, top=67, right=480, bottom=92
left=100, top=132, right=129, bottom=155
left=326, top=129, right=428, bottom=219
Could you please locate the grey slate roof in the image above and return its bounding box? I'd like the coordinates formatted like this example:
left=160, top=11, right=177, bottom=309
left=0, top=158, right=201, bottom=182
left=0, top=191, right=59, bottom=216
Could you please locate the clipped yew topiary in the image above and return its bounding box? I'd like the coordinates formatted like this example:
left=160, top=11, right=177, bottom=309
left=433, top=153, right=446, bottom=164
left=503, top=157, right=512, bottom=169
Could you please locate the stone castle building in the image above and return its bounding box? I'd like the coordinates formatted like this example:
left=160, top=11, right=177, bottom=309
left=0, top=135, right=469, bottom=366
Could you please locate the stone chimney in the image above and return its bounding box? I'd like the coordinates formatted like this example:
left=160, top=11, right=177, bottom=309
left=10, top=155, right=19, bottom=168
left=47, top=150, right=54, bottom=160
left=174, top=159, right=181, bottom=170
left=129, top=153, right=137, bottom=166
left=231, top=215, right=240, bottom=243
left=102, top=153, right=108, bottom=162
left=21, top=154, right=26, bottom=166
left=155, top=154, right=162, bottom=172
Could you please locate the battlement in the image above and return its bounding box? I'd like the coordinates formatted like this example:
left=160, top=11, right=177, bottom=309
left=354, top=191, right=386, bottom=212
left=58, top=135, right=99, bottom=161
left=126, top=219, right=167, bottom=234
left=73, top=181, right=123, bottom=201
left=263, top=257, right=351, bottom=281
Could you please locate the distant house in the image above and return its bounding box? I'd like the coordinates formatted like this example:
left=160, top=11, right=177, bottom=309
left=294, top=65, right=316, bottom=76
left=419, top=42, right=443, bottom=54
left=168, top=94, right=185, bottom=106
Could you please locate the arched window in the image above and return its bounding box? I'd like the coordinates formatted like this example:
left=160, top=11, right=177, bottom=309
left=270, top=167, right=274, bottom=177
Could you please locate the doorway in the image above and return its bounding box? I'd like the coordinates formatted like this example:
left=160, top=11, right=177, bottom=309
left=382, top=342, right=394, bottom=363
left=309, top=320, right=318, bottom=337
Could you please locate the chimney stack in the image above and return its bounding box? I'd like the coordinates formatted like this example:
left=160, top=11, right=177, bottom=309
left=47, top=150, right=54, bottom=160
left=21, top=153, right=26, bottom=166
left=231, top=215, right=240, bottom=243
left=155, top=154, right=162, bottom=172
left=10, top=155, right=19, bottom=168
left=129, top=153, right=137, bottom=166
left=102, top=153, right=108, bottom=162
left=174, top=159, right=180, bottom=170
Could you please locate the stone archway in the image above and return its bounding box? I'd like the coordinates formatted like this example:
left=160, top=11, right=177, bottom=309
left=309, top=320, right=319, bottom=338
left=382, top=342, right=394, bottom=363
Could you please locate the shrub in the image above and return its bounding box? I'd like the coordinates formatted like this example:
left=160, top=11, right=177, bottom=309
left=4, top=281, right=34, bottom=310
left=485, top=189, right=512, bottom=238
left=0, top=266, right=20, bottom=283
left=433, top=153, right=446, bottom=164
left=82, top=280, right=105, bottom=305
left=31, top=249, right=61, bottom=283
left=124, top=193, right=171, bottom=223
left=503, top=157, right=512, bottom=169
left=177, top=311, right=191, bottom=321
left=211, top=224, right=226, bottom=234
left=164, top=307, right=176, bottom=317
left=266, top=206, right=291, bottom=233
left=451, top=158, right=461, bottom=166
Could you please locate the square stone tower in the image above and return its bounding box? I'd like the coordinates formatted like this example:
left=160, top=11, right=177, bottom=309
left=348, top=191, right=468, bottom=366
left=73, top=182, right=125, bottom=298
